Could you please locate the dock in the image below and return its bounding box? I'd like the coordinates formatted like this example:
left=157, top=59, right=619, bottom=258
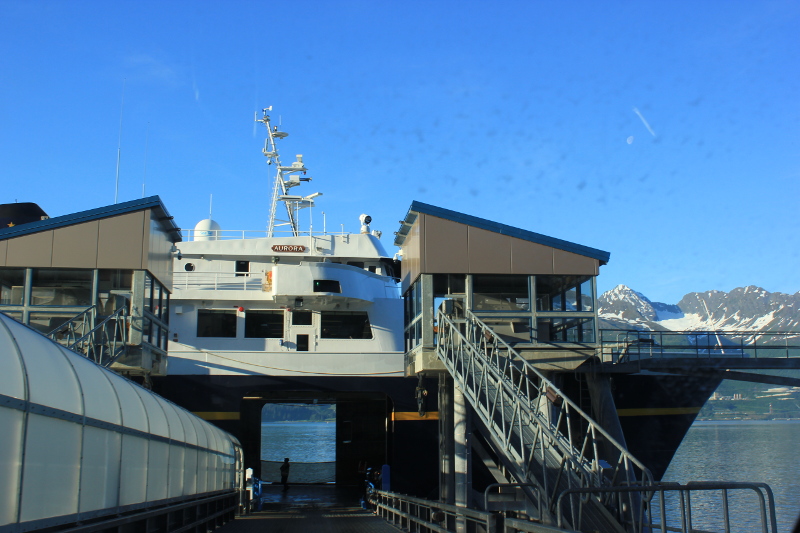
left=224, top=485, right=399, bottom=533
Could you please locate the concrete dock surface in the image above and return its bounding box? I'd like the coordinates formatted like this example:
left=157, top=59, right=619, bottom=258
left=217, top=484, right=401, bottom=533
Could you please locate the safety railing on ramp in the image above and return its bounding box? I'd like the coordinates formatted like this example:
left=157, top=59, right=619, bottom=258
left=436, top=310, right=653, bottom=531
left=371, top=482, right=777, bottom=533
left=556, top=481, right=778, bottom=533
left=47, top=305, right=128, bottom=367
left=599, top=329, right=800, bottom=363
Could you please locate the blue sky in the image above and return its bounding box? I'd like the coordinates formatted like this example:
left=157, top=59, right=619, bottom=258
left=1, top=0, right=798, bottom=304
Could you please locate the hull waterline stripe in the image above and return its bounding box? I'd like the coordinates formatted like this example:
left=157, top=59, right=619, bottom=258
left=392, top=411, right=439, bottom=421
left=617, top=407, right=701, bottom=416
left=194, top=411, right=241, bottom=420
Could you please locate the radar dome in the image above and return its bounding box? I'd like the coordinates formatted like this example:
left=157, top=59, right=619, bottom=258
left=193, top=218, right=222, bottom=241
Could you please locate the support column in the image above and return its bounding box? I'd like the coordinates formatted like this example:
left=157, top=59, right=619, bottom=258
left=438, top=373, right=454, bottom=503
left=454, top=384, right=471, bottom=533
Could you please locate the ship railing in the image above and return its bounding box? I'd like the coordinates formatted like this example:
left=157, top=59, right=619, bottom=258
left=173, top=272, right=264, bottom=291
left=181, top=228, right=362, bottom=240
left=556, top=481, right=778, bottom=533
left=598, top=329, right=800, bottom=363
left=437, top=309, right=653, bottom=529
left=173, top=270, right=402, bottom=295
left=47, top=305, right=129, bottom=367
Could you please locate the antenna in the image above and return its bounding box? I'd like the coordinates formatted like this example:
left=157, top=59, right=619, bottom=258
left=256, top=107, right=320, bottom=237
left=114, top=78, right=126, bottom=204
left=209, top=194, right=213, bottom=219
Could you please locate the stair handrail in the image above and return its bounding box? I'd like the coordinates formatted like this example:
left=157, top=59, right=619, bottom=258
left=436, top=309, right=653, bottom=528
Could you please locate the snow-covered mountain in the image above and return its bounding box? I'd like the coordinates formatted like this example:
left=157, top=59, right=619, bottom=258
left=598, top=285, right=800, bottom=332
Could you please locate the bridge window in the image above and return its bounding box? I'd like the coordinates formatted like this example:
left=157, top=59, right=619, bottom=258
left=235, top=260, right=250, bottom=277
left=245, top=310, right=284, bottom=338
left=0, top=268, right=25, bottom=305
left=536, top=317, right=595, bottom=343
left=31, top=268, right=93, bottom=307
left=472, top=275, right=529, bottom=311
left=433, top=274, right=465, bottom=295
left=536, top=275, right=594, bottom=312
left=321, top=311, right=372, bottom=339
left=404, top=281, right=423, bottom=350
left=292, top=310, right=313, bottom=325
left=198, top=309, right=237, bottom=337
left=314, top=280, right=341, bottom=293
left=483, top=318, right=531, bottom=344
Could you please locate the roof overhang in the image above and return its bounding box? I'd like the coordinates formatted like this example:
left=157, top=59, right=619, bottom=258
left=394, top=200, right=609, bottom=265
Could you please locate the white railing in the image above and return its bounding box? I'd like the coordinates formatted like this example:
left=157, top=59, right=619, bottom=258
left=173, top=272, right=264, bottom=291
left=182, top=227, right=358, bottom=241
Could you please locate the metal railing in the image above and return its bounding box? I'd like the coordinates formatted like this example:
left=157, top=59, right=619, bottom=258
left=48, top=305, right=129, bottom=367
left=372, top=481, right=778, bottom=533
left=555, top=481, right=778, bottom=533
left=373, top=490, right=497, bottom=533
left=599, top=329, right=800, bottom=363
left=437, top=310, right=653, bottom=530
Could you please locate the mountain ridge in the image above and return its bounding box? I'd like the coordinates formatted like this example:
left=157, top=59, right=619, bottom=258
left=598, top=284, right=800, bottom=332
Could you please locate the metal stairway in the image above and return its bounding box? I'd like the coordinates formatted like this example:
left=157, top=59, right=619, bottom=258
left=47, top=304, right=129, bottom=367
left=436, top=309, right=654, bottom=531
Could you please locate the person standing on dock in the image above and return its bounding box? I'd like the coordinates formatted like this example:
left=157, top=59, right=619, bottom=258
left=280, top=458, right=291, bottom=491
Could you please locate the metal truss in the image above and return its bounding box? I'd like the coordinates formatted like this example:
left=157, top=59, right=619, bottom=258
left=436, top=309, right=653, bottom=530
left=48, top=305, right=128, bottom=367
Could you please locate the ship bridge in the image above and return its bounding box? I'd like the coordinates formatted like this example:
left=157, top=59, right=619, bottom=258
left=393, top=201, right=799, bottom=532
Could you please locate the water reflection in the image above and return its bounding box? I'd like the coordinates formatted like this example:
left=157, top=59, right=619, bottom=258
left=664, top=420, right=800, bottom=532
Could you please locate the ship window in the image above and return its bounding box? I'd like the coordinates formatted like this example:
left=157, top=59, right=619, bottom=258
left=292, top=310, right=313, bottom=326
left=184, top=263, right=195, bottom=272
left=313, top=280, right=341, bottom=293
left=236, top=260, right=250, bottom=277
left=321, top=311, right=372, bottom=339
left=347, top=261, right=364, bottom=269
left=245, top=310, right=284, bottom=338
left=472, top=275, right=529, bottom=311
left=536, top=275, right=594, bottom=312
left=197, top=309, right=237, bottom=337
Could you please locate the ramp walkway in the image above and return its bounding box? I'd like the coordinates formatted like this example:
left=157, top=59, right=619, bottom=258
left=218, top=485, right=400, bottom=533
left=437, top=309, right=652, bottom=531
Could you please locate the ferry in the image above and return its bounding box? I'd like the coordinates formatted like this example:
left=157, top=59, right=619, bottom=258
left=151, top=109, right=440, bottom=495
left=3, top=109, right=791, bottom=528
left=149, top=108, right=719, bottom=494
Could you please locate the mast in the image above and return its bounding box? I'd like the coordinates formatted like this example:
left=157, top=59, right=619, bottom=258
left=256, top=107, right=320, bottom=237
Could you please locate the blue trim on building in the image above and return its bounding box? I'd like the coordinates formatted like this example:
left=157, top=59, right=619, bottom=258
left=0, top=196, right=181, bottom=242
left=396, top=201, right=610, bottom=264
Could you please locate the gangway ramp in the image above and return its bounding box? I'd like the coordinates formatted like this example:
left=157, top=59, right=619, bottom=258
left=436, top=309, right=653, bottom=531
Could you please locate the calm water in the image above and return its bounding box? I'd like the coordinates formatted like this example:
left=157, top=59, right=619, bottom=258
left=664, top=420, right=800, bottom=532
left=261, top=420, right=799, bottom=530
left=260, top=422, right=337, bottom=483
left=260, top=422, right=336, bottom=462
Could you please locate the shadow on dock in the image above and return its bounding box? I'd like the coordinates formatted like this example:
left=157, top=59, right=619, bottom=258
left=254, top=483, right=367, bottom=511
